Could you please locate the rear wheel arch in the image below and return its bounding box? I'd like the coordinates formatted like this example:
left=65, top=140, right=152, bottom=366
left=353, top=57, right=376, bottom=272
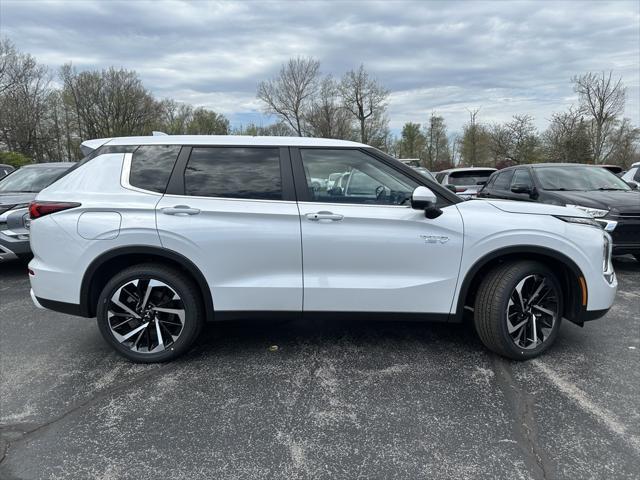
left=80, top=246, right=214, bottom=320
left=455, top=246, right=587, bottom=325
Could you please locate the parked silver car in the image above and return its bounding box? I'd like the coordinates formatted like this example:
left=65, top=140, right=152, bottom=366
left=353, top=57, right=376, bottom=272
left=435, top=167, right=497, bottom=199
left=0, top=162, right=74, bottom=261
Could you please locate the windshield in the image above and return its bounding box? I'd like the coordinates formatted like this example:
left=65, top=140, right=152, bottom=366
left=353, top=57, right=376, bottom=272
left=535, top=166, right=631, bottom=191
left=0, top=166, right=69, bottom=193
left=448, top=170, right=495, bottom=186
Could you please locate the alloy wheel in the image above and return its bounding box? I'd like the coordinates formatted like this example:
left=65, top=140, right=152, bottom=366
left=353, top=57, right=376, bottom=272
left=506, top=274, right=559, bottom=349
left=107, top=278, right=185, bottom=354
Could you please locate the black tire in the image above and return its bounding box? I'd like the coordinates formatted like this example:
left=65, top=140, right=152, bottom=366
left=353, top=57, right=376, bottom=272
left=474, top=261, right=563, bottom=360
left=96, top=263, right=204, bottom=363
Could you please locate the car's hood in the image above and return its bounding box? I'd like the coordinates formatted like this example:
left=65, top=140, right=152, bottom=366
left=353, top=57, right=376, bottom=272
left=480, top=199, right=590, bottom=218
left=0, top=192, right=36, bottom=207
left=545, top=189, right=640, bottom=210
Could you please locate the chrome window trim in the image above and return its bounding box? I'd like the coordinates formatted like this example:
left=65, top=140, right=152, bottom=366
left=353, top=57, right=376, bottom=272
left=296, top=201, right=411, bottom=209
left=162, top=193, right=296, bottom=205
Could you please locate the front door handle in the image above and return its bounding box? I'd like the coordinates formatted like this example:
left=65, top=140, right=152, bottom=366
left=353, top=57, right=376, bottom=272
left=161, top=205, right=201, bottom=216
left=305, top=211, right=344, bottom=222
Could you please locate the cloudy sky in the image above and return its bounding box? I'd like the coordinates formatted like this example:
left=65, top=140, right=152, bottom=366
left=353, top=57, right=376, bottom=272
left=1, top=0, right=639, bottom=135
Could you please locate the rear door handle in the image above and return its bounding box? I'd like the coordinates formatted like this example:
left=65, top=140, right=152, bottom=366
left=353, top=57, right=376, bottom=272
left=305, top=211, right=344, bottom=222
left=161, top=205, right=201, bottom=216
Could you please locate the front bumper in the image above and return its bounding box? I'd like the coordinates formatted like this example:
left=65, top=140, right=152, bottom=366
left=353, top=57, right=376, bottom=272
left=0, top=231, right=31, bottom=260
left=606, top=214, right=640, bottom=255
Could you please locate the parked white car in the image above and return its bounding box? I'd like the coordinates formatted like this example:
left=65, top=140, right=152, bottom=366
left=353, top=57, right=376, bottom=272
left=621, top=161, right=640, bottom=183
left=28, top=136, right=616, bottom=362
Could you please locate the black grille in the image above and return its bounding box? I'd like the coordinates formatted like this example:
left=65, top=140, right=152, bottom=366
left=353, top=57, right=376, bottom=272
left=616, top=212, right=640, bottom=219
left=611, top=223, right=640, bottom=244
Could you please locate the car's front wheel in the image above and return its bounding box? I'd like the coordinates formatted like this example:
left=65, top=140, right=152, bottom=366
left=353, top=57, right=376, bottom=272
left=474, top=261, right=562, bottom=360
left=96, top=263, right=204, bottom=363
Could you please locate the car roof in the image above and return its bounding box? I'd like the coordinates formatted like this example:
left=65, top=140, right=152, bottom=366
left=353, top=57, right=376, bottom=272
left=21, top=162, right=75, bottom=168
left=439, top=167, right=497, bottom=173
left=97, top=135, right=368, bottom=149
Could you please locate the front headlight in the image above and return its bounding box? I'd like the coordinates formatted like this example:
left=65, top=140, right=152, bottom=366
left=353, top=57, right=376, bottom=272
left=553, top=215, right=601, bottom=228
left=566, top=204, right=609, bottom=218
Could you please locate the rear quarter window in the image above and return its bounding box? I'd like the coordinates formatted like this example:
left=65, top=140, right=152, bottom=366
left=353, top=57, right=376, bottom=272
left=130, top=145, right=181, bottom=193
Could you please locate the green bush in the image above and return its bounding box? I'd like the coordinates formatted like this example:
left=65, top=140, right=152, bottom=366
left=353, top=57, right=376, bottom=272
left=0, top=151, right=33, bottom=168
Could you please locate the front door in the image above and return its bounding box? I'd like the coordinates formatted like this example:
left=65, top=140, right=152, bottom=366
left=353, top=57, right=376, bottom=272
left=293, top=148, right=463, bottom=315
left=156, top=146, right=302, bottom=312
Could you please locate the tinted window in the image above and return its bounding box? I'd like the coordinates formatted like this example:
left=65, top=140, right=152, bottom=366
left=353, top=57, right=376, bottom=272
left=185, top=147, right=281, bottom=200
left=511, top=169, right=533, bottom=189
left=447, top=170, right=495, bottom=186
left=130, top=145, right=181, bottom=193
left=634, top=168, right=640, bottom=182
left=493, top=170, right=514, bottom=190
left=300, top=149, right=418, bottom=205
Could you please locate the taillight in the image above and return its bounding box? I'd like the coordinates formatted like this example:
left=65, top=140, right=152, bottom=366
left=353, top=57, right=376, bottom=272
left=29, top=201, right=81, bottom=220
left=455, top=187, right=466, bottom=193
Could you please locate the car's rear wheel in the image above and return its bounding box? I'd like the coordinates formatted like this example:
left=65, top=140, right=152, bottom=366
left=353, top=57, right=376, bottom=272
left=474, top=261, right=562, bottom=360
left=96, top=263, right=204, bottom=363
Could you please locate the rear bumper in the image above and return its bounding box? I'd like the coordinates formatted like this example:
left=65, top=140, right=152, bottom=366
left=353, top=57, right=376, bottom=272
left=30, top=289, right=85, bottom=317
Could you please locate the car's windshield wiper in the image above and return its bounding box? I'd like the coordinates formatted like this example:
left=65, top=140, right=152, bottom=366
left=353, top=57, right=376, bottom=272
left=546, top=188, right=582, bottom=191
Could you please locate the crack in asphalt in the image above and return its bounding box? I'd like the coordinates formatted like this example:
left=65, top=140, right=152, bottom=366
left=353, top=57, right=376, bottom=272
left=0, top=360, right=177, bottom=473
left=491, top=356, right=556, bottom=480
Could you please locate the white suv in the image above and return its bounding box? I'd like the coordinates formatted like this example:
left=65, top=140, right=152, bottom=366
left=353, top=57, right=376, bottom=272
left=28, top=136, right=617, bottom=362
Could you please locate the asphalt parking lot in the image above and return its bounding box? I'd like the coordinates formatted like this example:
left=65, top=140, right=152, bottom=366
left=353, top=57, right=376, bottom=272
left=0, top=258, right=638, bottom=480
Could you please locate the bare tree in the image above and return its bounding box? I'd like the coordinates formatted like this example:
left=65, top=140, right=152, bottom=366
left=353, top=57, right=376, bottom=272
left=305, top=75, right=352, bottom=139
left=572, top=71, right=625, bottom=163
left=256, top=57, right=320, bottom=136
left=60, top=64, right=162, bottom=139
left=607, top=118, right=640, bottom=168
left=156, top=99, right=194, bottom=134
left=489, top=114, right=539, bottom=164
left=0, top=42, right=52, bottom=161
left=339, top=64, right=389, bottom=144
left=542, top=107, right=592, bottom=163
left=185, top=107, right=229, bottom=135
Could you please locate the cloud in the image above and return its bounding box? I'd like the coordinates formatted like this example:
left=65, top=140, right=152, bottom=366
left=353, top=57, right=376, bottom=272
left=1, top=0, right=638, bottom=134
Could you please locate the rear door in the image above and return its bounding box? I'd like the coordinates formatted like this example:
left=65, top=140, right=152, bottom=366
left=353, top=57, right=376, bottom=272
left=156, top=145, right=302, bottom=313
left=292, top=148, right=463, bottom=315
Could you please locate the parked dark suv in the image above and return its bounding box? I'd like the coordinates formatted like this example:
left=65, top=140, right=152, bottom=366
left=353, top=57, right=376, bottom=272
left=478, top=163, right=640, bottom=260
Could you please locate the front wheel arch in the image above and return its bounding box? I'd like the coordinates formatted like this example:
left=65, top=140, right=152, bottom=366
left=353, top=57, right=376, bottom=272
left=455, top=246, right=587, bottom=326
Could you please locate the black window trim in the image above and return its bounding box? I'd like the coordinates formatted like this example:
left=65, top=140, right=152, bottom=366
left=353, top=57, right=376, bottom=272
left=289, top=146, right=460, bottom=206
left=166, top=145, right=296, bottom=202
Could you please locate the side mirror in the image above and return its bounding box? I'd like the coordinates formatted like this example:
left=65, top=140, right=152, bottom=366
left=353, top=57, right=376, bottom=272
left=511, top=184, right=532, bottom=195
left=411, top=186, right=442, bottom=219
left=625, top=180, right=638, bottom=190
